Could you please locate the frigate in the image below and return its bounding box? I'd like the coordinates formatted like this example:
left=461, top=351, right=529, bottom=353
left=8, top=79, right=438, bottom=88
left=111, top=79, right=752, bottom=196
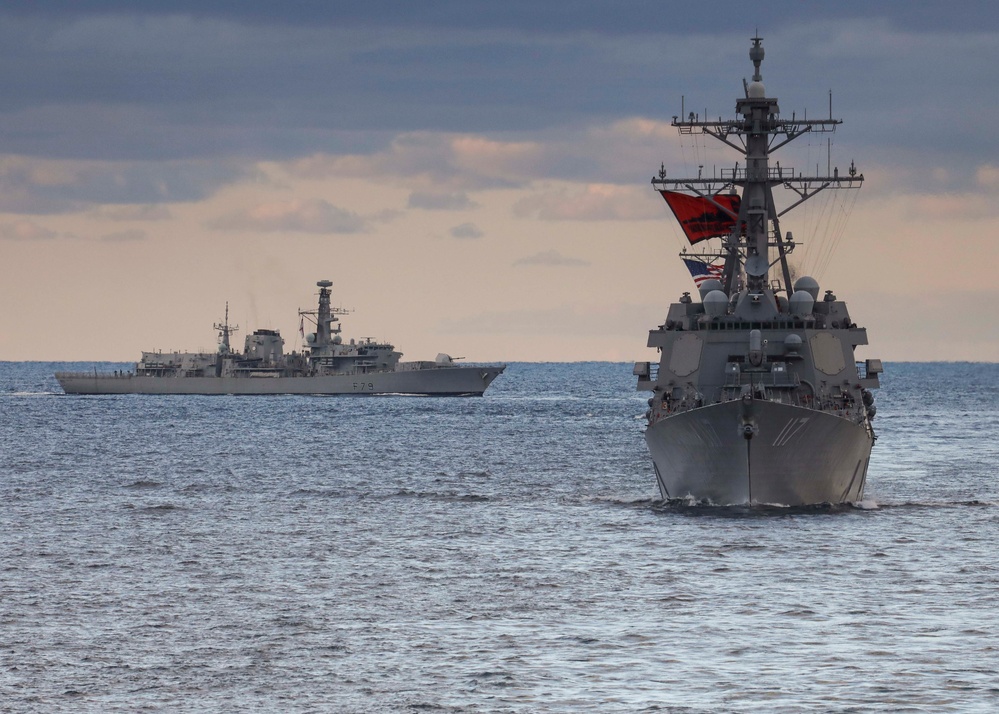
left=56, top=280, right=505, bottom=395
left=634, top=37, right=882, bottom=505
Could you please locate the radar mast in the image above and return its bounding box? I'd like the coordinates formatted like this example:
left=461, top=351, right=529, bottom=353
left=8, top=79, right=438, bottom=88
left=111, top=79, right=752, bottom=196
left=213, top=302, right=239, bottom=354
left=653, top=35, right=863, bottom=296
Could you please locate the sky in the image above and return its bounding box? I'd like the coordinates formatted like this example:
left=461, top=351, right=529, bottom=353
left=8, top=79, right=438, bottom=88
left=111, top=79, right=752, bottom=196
left=1, top=1, right=998, bottom=363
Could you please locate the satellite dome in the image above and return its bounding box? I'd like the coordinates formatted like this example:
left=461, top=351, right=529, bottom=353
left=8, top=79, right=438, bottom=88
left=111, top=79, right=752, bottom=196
left=698, top=279, right=724, bottom=300
left=748, top=81, right=766, bottom=98
left=789, top=290, right=815, bottom=317
left=703, top=290, right=728, bottom=317
left=793, top=276, right=820, bottom=301
left=783, top=334, right=803, bottom=353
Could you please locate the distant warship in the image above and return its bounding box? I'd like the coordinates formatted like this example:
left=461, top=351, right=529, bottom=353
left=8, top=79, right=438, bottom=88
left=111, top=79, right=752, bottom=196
left=56, top=280, right=505, bottom=395
left=634, top=37, right=882, bottom=505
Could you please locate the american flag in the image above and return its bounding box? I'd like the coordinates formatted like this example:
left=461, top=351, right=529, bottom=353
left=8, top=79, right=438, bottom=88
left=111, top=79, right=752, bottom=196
left=682, top=258, right=724, bottom=288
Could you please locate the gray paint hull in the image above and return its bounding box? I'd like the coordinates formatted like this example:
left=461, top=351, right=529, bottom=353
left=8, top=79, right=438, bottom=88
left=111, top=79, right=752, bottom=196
left=55, top=366, right=504, bottom=396
left=645, top=400, right=873, bottom=505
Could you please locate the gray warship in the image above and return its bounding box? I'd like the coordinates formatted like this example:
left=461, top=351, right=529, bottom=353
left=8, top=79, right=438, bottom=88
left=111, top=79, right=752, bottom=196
left=634, top=37, right=882, bottom=505
left=56, top=280, right=505, bottom=396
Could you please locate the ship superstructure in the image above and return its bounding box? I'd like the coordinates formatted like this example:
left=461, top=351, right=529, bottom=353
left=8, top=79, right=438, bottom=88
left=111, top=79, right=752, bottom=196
left=634, top=37, right=881, bottom=505
left=56, top=280, right=505, bottom=396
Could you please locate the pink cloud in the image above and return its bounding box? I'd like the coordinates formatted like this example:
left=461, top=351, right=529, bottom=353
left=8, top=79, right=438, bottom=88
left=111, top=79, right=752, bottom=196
left=512, top=249, right=589, bottom=267
left=0, top=219, right=59, bottom=241
left=208, top=197, right=368, bottom=234
left=513, top=184, right=662, bottom=221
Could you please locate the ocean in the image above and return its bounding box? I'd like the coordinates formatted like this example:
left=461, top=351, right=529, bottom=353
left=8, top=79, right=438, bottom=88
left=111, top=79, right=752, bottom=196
left=2, top=361, right=997, bottom=712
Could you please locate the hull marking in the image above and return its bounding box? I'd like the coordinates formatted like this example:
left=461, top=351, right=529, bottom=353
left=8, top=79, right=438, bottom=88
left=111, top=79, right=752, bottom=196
left=772, top=417, right=810, bottom=447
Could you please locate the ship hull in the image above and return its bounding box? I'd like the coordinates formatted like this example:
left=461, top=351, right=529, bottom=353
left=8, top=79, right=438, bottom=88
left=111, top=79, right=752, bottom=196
left=645, top=400, right=873, bottom=506
left=55, top=366, right=504, bottom=396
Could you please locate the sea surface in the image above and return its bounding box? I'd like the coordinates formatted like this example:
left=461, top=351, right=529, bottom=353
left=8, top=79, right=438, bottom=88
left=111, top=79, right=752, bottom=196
left=1, top=361, right=997, bottom=713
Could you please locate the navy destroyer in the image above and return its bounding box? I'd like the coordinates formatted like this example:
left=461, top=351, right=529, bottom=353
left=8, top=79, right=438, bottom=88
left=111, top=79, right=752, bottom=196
left=634, top=37, right=882, bottom=505
left=56, top=280, right=505, bottom=395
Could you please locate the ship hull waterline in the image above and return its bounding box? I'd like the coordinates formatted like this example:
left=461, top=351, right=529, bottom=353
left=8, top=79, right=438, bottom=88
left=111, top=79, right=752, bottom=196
left=55, top=366, right=505, bottom=396
left=645, top=399, right=873, bottom=506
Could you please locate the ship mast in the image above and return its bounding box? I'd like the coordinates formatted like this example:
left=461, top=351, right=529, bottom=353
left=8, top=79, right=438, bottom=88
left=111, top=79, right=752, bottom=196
left=299, top=279, right=351, bottom=353
left=213, top=302, right=238, bottom=354
left=654, top=36, right=863, bottom=296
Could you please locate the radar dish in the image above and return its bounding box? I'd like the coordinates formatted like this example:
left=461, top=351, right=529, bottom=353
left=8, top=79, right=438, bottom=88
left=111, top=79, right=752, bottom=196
left=745, top=255, right=768, bottom=277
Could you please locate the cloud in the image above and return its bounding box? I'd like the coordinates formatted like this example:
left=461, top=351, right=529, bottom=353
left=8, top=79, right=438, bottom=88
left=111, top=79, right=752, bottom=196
left=450, top=222, right=483, bottom=239
left=91, top=204, right=173, bottom=221
left=208, top=197, right=369, bottom=234
left=513, top=249, right=590, bottom=267
left=513, top=183, right=662, bottom=221
left=370, top=208, right=404, bottom=223
left=894, top=192, right=999, bottom=222
left=976, top=164, right=999, bottom=189
left=281, top=121, right=685, bottom=194
left=408, top=191, right=476, bottom=210
left=0, top=220, right=58, bottom=241
left=0, top=220, right=147, bottom=242
left=286, top=134, right=542, bottom=191
left=0, top=5, right=993, bottom=196
left=101, top=229, right=147, bottom=242
left=0, top=155, right=249, bottom=214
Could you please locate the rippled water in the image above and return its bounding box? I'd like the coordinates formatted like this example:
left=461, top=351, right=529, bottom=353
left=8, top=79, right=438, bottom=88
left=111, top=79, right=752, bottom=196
left=2, top=361, right=998, bottom=712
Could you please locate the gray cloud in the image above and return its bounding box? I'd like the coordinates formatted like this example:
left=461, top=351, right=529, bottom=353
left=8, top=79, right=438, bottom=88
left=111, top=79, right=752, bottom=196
left=450, top=222, right=483, bottom=239
left=91, top=204, right=173, bottom=221
left=408, top=191, right=476, bottom=210
left=0, top=157, right=251, bottom=214
left=0, top=5, right=994, bottom=205
left=7, top=3, right=989, bottom=39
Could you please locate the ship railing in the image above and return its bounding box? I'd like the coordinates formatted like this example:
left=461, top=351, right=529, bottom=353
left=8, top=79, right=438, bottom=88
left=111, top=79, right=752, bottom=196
left=634, top=362, right=658, bottom=391
left=54, top=371, right=132, bottom=379
left=722, top=372, right=800, bottom=391
left=396, top=360, right=456, bottom=371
